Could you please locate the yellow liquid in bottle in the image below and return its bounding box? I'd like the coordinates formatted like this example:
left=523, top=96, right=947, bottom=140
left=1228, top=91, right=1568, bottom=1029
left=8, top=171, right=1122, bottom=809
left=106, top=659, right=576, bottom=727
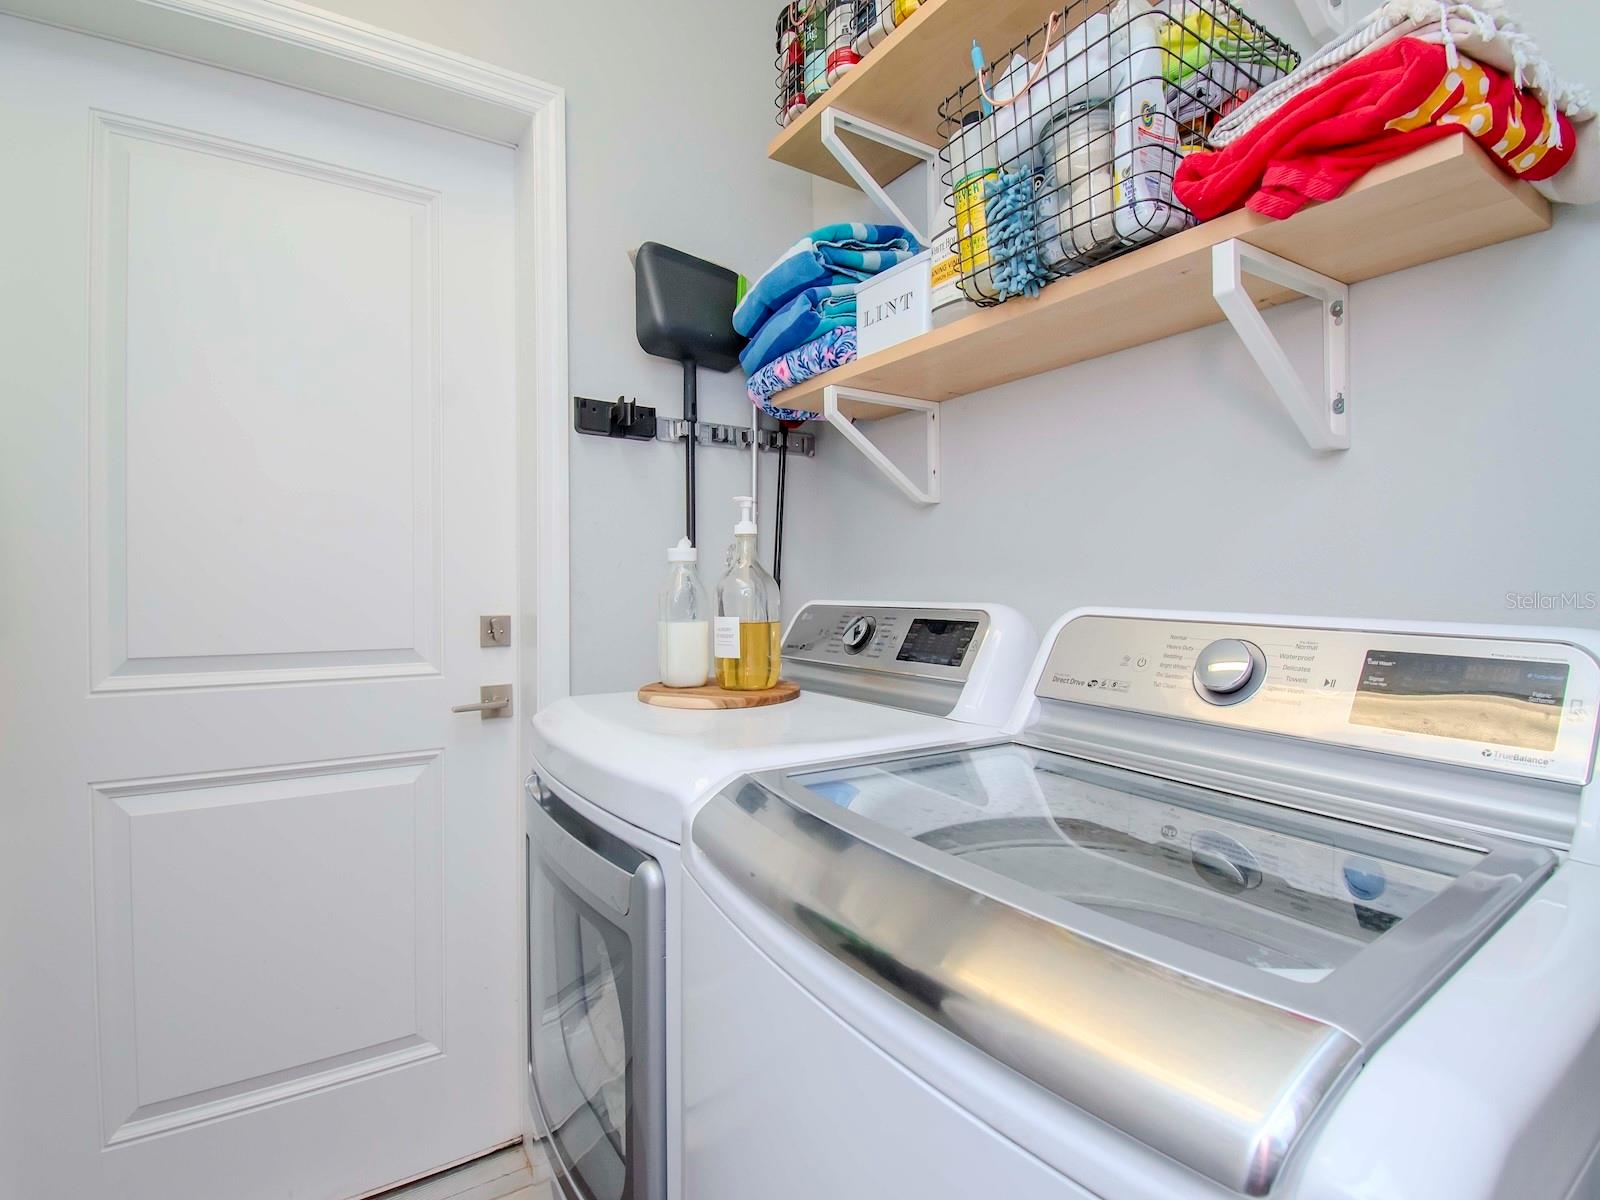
left=715, top=621, right=782, bottom=690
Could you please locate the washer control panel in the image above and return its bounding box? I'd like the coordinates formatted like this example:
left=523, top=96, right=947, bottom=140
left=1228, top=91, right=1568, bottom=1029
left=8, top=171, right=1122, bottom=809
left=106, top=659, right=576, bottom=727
left=784, top=605, right=989, bottom=681
left=1037, top=615, right=1600, bottom=785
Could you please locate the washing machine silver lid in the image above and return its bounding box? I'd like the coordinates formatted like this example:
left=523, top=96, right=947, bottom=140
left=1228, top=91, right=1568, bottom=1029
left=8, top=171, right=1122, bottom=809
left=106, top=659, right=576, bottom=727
left=691, top=740, right=1555, bottom=1196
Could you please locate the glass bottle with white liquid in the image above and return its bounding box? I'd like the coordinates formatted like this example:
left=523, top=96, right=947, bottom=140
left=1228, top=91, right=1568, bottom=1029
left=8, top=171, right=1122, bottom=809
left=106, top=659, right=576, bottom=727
left=714, top=497, right=782, bottom=691
left=658, top=538, right=711, bottom=688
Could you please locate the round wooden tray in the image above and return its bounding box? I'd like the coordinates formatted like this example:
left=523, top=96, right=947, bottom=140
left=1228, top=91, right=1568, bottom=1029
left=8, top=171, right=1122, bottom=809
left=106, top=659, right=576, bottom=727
left=637, top=680, right=799, bottom=710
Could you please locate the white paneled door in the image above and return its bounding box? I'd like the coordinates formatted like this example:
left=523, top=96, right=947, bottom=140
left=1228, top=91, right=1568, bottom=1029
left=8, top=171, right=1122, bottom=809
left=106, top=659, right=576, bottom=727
left=0, top=15, right=521, bottom=1200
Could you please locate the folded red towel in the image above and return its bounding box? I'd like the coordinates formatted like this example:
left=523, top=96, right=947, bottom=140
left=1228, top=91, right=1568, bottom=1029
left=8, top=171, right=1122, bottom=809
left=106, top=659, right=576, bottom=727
left=1174, top=38, right=1575, bottom=221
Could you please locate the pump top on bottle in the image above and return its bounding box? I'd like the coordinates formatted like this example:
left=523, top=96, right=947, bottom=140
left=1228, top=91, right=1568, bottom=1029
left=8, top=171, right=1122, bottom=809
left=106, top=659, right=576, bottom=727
left=713, top=497, right=781, bottom=691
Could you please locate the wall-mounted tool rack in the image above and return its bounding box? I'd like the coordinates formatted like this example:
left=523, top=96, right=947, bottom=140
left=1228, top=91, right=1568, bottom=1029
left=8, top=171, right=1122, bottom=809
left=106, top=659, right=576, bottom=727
left=574, top=396, right=817, bottom=456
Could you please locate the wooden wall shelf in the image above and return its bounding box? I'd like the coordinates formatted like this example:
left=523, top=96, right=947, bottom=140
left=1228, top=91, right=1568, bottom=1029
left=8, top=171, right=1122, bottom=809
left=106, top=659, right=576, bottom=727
left=767, top=0, right=1062, bottom=189
left=768, top=139, right=1552, bottom=421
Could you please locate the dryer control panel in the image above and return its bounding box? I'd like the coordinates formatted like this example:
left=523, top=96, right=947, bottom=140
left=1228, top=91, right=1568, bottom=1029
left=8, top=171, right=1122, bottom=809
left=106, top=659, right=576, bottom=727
left=782, top=603, right=1035, bottom=726
left=785, top=605, right=989, bottom=682
left=1037, top=616, right=1600, bottom=785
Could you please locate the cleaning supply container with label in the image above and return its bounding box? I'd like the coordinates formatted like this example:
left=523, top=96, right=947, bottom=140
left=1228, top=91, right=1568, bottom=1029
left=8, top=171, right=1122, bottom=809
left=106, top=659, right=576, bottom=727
left=946, top=111, right=998, bottom=302
left=775, top=2, right=808, bottom=127
left=1059, top=102, right=1117, bottom=261
left=714, top=497, right=782, bottom=691
left=803, top=1, right=829, bottom=103
left=659, top=537, right=712, bottom=688
left=824, top=0, right=861, bottom=85
left=1109, top=0, right=1191, bottom=242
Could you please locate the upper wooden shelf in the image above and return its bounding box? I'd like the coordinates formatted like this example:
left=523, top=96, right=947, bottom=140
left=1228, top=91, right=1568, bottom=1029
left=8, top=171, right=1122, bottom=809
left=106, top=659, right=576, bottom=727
left=769, top=139, right=1552, bottom=420
left=767, top=0, right=1061, bottom=189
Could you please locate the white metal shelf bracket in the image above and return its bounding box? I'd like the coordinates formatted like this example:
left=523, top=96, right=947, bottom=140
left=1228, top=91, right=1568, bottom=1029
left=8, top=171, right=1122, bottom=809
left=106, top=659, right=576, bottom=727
left=1212, top=239, right=1350, bottom=452
left=819, top=109, right=940, bottom=247
left=822, top=385, right=941, bottom=506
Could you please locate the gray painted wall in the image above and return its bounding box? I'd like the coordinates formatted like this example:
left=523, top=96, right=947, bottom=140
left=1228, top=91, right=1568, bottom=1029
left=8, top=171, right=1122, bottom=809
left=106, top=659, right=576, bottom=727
left=790, top=0, right=1600, bottom=644
left=311, top=0, right=1596, bottom=691
left=310, top=0, right=815, bottom=694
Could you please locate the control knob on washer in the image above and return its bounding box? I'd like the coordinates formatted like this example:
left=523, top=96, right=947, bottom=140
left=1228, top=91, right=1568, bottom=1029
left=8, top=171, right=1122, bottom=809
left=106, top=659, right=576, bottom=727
left=1193, top=638, right=1266, bottom=705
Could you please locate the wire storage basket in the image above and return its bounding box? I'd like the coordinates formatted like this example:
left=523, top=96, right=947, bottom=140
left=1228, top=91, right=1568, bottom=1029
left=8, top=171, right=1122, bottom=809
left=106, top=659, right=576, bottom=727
left=938, top=0, right=1299, bottom=305
left=775, top=1, right=920, bottom=127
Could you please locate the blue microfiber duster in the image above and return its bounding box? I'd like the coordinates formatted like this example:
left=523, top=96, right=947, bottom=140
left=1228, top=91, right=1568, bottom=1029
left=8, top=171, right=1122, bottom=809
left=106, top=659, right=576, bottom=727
left=984, top=168, right=1049, bottom=300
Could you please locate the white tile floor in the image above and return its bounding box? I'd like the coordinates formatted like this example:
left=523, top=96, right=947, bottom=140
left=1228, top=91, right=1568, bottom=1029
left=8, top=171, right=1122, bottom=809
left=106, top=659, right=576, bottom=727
left=377, top=1143, right=557, bottom=1200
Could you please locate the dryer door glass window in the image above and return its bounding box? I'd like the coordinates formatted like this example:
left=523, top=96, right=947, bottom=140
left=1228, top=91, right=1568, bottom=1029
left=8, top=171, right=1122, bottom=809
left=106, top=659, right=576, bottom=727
left=526, top=785, right=664, bottom=1200
left=529, top=864, right=632, bottom=1199
left=795, top=744, right=1483, bottom=980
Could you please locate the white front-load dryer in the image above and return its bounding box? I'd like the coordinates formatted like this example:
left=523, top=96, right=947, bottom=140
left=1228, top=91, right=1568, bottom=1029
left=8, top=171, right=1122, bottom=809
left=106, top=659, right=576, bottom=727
left=521, top=602, right=1036, bottom=1200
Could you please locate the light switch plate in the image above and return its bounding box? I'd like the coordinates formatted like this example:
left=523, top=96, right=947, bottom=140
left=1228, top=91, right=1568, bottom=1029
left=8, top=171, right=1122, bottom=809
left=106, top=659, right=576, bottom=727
left=480, top=615, right=511, bottom=647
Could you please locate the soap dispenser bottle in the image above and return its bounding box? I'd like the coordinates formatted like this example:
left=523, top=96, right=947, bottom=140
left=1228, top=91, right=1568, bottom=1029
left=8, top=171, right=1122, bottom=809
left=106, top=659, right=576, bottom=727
left=714, top=497, right=782, bottom=690
left=659, top=538, right=711, bottom=688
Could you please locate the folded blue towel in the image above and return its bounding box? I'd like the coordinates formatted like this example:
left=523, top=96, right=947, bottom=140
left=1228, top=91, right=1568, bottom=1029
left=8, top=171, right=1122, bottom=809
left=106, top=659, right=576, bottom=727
left=734, top=223, right=919, bottom=338
left=739, top=284, right=857, bottom=376
left=746, top=326, right=857, bottom=423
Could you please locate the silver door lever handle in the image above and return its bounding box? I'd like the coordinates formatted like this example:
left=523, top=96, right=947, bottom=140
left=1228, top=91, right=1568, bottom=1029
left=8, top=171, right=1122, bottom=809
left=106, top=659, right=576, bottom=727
left=452, top=684, right=512, bottom=719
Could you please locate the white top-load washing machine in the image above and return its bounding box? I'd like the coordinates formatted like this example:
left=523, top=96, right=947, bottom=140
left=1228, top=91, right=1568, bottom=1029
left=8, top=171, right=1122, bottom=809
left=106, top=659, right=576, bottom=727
left=521, top=602, right=1036, bottom=1200
left=683, top=609, right=1600, bottom=1200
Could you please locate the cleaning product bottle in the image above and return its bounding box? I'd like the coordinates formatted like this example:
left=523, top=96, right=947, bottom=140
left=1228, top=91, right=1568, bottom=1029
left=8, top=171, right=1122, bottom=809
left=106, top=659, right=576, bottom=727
left=714, top=497, right=782, bottom=691
left=949, top=110, right=999, bottom=301
left=803, top=0, right=829, bottom=102
left=1109, top=0, right=1192, bottom=242
left=659, top=537, right=711, bottom=688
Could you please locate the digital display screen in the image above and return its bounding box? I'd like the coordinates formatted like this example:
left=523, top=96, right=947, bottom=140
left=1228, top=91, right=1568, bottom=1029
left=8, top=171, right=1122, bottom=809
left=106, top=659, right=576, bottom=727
left=896, top=619, right=979, bottom=668
left=1349, top=649, right=1568, bottom=751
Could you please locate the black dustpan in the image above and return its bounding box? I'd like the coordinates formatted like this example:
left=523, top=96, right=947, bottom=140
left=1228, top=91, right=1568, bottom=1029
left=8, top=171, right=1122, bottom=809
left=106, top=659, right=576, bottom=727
left=632, top=243, right=747, bottom=545
left=634, top=242, right=744, bottom=372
